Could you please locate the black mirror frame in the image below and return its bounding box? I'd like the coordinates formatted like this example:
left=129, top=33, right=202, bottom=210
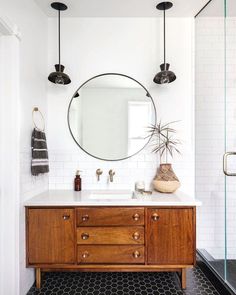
left=67, top=73, right=157, bottom=161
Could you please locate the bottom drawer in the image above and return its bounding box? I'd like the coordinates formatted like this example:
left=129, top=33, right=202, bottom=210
left=77, top=245, right=145, bottom=264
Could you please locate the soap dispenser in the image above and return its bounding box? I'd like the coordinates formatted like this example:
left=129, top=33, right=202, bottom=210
left=74, top=170, right=82, bottom=191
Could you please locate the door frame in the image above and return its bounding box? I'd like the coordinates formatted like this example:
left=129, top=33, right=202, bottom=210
left=0, top=15, right=21, bottom=295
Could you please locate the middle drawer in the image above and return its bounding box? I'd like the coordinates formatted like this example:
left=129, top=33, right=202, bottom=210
left=77, top=226, right=144, bottom=245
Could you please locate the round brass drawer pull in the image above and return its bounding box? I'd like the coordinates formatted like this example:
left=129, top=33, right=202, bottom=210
left=133, top=251, right=140, bottom=258
left=152, top=213, right=160, bottom=221
left=82, top=214, right=89, bottom=221
left=82, top=251, right=89, bottom=258
left=81, top=233, right=89, bottom=240
left=62, top=214, right=70, bottom=220
left=132, top=232, right=140, bottom=240
left=133, top=213, right=140, bottom=221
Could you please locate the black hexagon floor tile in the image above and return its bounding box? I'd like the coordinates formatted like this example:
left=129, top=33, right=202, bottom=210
left=27, top=267, right=220, bottom=295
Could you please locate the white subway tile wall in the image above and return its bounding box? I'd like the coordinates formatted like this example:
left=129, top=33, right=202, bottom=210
left=48, top=147, right=194, bottom=194
left=196, top=17, right=236, bottom=260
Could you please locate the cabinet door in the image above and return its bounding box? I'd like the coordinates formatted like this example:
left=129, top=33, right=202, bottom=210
left=147, top=208, right=195, bottom=265
left=27, top=208, right=75, bottom=264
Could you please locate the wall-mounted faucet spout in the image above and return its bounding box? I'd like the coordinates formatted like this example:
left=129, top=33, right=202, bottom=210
left=96, top=168, right=103, bottom=181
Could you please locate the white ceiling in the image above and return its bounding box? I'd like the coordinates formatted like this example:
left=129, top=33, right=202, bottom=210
left=35, top=0, right=209, bottom=17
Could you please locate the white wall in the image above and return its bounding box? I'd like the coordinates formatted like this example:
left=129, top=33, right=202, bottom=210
left=0, top=33, right=20, bottom=295
left=0, top=1, right=48, bottom=294
left=47, top=17, right=195, bottom=194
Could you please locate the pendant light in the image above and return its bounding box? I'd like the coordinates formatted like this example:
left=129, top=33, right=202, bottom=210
left=153, top=2, right=176, bottom=84
left=48, top=2, right=71, bottom=85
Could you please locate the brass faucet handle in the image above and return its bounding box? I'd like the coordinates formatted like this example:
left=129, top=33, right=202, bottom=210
left=108, top=169, right=115, bottom=182
left=96, top=169, right=103, bottom=181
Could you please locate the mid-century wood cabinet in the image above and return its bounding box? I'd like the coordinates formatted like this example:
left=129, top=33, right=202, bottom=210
left=147, top=208, right=195, bottom=265
left=26, top=206, right=196, bottom=289
left=27, top=208, right=75, bottom=264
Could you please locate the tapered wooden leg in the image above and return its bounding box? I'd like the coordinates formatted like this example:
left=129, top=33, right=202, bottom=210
left=181, top=268, right=186, bottom=289
left=36, top=268, right=41, bottom=289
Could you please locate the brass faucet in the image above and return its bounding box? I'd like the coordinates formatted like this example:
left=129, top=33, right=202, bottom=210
left=108, top=169, right=115, bottom=182
left=96, top=169, right=103, bottom=181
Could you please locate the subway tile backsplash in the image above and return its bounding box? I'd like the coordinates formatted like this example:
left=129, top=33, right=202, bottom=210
left=48, top=148, right=158, bottom=191
left=48, top=148, right=194, bottom=194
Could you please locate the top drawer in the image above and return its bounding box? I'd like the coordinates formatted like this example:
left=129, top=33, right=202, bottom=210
left=76, top=207, right=144, bottom=226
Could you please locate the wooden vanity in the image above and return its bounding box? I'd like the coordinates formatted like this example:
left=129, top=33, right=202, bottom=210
left=26, top=201, right=196, bottom=289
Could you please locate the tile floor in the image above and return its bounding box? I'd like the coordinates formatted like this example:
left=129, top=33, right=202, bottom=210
left=27, top=267, right=220, bottom=295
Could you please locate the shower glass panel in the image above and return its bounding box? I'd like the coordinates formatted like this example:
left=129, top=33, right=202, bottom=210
left=196, top=0, right=236, bottom=292
left=225, top=0, right=236, bottom=290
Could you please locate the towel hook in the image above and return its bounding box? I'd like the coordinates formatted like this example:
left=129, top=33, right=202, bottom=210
left=32, top=107, right=45, bottom=132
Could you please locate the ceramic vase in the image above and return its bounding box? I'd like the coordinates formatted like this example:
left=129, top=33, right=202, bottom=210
left=153, top=163, right=180, bottom=193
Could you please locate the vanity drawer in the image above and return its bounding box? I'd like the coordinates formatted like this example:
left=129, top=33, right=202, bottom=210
left=77, top=245, right=145, bottom=264
left=77, top=227, right=144, bottom=245
left=76, top=207, right=144, bottom=226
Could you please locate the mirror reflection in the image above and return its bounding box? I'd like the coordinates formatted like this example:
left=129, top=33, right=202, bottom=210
left=68, top=74, right=156, bottom=161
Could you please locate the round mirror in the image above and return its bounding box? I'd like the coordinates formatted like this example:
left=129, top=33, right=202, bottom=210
left=67, top=73, right=157, bottom=161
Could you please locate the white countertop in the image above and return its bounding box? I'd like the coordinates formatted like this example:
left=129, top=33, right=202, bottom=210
left=24, top=190, right=201, bottom=207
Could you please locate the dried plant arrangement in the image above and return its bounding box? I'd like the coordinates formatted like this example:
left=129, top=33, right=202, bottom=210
left=147, top=121, right=181, bottom=193
left=147, top=121, right=181, bottom=164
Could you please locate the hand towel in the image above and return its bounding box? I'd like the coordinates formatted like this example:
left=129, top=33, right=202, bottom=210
left=31, top=128, right=49, bottom=176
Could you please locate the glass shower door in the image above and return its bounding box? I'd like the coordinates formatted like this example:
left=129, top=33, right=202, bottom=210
left=195, top=0, right=226, bottom=279
left=195, top=0, right=236, bottom=292
left=224, top=0, right=236, bottom=291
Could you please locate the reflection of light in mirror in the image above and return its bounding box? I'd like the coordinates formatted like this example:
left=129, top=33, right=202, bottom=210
left=128, top=101, right=152, bottom=155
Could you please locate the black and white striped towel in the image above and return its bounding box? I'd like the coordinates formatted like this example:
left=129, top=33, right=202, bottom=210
left=31, top=128, right=49, bottom=176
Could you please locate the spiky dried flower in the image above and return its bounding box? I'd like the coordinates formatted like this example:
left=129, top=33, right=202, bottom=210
left=147, top=121, right=181, bottom=163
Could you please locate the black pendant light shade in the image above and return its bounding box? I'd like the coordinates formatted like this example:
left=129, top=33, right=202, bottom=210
left=154, top=2, right=176, bottom=84
left=48, top=64, right=71, bottom=85
left=48, top=2, right=71, bottom=85
left=153, top=63, right=176, bottom=84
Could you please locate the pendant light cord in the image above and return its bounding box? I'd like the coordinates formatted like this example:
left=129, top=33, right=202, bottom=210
left=58, top=9, right=61, bottom=70
left=163, top=7, right=166, bottom=67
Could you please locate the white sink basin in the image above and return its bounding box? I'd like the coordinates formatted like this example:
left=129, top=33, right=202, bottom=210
left=88, top=190, right=133, bottom=201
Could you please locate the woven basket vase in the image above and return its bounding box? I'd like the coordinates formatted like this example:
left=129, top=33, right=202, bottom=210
left=153, top=163, right=180, bottom=193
